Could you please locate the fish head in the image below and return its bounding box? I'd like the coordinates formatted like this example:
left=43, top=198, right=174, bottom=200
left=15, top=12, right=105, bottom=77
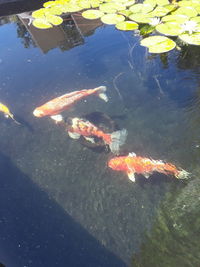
left=108, top=156, right=126, bottom=171
left=33, top=109, right=45, bottom=117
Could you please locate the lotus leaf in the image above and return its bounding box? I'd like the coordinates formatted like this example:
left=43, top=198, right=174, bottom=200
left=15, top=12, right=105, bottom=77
left=46, top=14, right=63, bottom=25
left=115, top=20, right=138, bottom=30
left=32, top=8, right=47, bottom=19
left=82, top=9, right=104, bottom=19
left=129, top=13, right=153, bottom=23
left=179, top=32, right=200, bottom=45
left=140, top=35, right=176, bottom=53
left=32, top=18, right=52, bottom=29
left=156, top=22, right=183, bottom=36
left=129, top=3, right=154, bottom=13
left=101, top=13, right=125, bottom=24
left=162, top=14, right=188, bottom=23
left=174, top=7, right=198, bottom=17
left=148, top=6, right=170, bottom=17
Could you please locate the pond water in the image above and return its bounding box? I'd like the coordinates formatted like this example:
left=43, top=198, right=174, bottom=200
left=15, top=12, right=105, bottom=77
left=0, top=5, right=200, bottom=267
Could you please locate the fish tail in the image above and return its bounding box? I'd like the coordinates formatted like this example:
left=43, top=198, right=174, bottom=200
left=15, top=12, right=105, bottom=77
left=8, top=113, right=21, bottom=125
left=176, top=169, right=190, bottom=179
left=109, top=129, right=127, bottom=154
left=96, top=86, right=108, bottom=102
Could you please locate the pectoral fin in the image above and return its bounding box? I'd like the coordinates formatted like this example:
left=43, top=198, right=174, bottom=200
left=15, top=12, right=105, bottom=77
left=68, top=131, right=81, bottom=139
left=84, top=136, right=95, bottom=144
left=127, top=171, right=136, bottom=182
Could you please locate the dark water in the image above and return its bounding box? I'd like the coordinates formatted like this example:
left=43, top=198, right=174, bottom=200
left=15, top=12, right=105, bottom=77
left=0, top=7, right=200, bottom=267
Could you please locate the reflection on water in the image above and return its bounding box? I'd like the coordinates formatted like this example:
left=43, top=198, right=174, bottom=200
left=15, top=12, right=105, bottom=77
left=0, top=6, right=200, bottom=267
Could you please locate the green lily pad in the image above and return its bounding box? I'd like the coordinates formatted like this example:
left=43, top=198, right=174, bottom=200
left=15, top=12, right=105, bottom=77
left=140, top=24, right=155, bottom=35
left=32, top=18, right=52, bottom=29
left=82, top=9, right=104, bottom=19
left=124, top=0, right=136, bottom=7
left=118, top=9, right=132, bottom=17
left=174, top=6, right=198, bottom=17
left=78, top=0, right=91, bottom=9
left=99, top=2, right=125, bottom=13
left=179, top=32, right=200, bottom=45
left=101, top=13, right=125, bottom=24
left=47, top=6, right=63, bottom=15
left=156, top=0, right=170, bottom=6
left=140, top=35, right=176, bottom=53
left=115, top=20, right=138, bottom=30
left=156, top=22, right=183, bottom=36
left=46, top=14, right=63, bottom=25
left=162, top=14, right=188, bottom=23
left=129, top=13, right=153, bottom=23
left=32, top=8, right=46, bottom=19
left=148, top=6, right=170, bottom=17
left=190, top=17, right=200, bottom=23
left=43, top=1, right=57, bottom=8
left=163, top=4, right=177, bottom=12
left=129, top=3, right=154, bottom=13
left=178, top=0, right=200, bottom=12
left=143, top=0, right=156, bottom=8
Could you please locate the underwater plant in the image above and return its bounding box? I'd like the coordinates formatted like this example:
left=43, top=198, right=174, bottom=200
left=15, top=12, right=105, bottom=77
left=31, top=0, right=200, bottom=53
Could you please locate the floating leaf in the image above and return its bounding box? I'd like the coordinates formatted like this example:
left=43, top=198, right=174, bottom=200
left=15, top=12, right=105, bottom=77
left=179, top=32, right=200, bottom=45
left=140, top=24, right=155, bottom=35
left=115, top=20, right=138, bottom=30
left=99, top=2, right=125, bottom=13
left=32, top=18, right=52, bottom=29
left=143, top=0, right=156, bottom=8
left=162, top=14, right=188, bottom=23
left=46, top=14, right=63, bottom=25
left=124, top=0, right=136, bottom=7
left=174, top=6, right=198, bottom=17
left=101, top=13, right=125, bottom=24
left=32, top=8, right=46, bottom=19
left=82, top=9, right=104, bottom=19
left=118, top=9, right=132, bottom=17
left=129, top=13, right=153, bottom=23
left=129, top=3, right=154, bottom=13
left=48, top=6, right=63, bottom=15
left=141, top=35, right=176, bottom=53
left=156, top=22, right=183, bottom=36
left=190, top=17, right=200, bottom=23
left=148, top=6, right=170, bottom=17
left=164, top=4, right=177, bottom=12
left=43, top=1, right=57, bottom=8
left=156, top=0, right=170, bottom=6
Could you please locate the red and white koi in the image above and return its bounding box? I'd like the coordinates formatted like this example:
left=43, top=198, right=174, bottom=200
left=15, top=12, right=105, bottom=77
left=67, top=117, right=127, bottom=154
left=108, top=152, right=189, bottom=182
left=33, top=86, right=108, bottom=120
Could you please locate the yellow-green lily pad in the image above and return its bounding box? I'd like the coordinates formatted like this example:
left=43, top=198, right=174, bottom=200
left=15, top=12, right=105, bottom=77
left=82, top=9, right=104, bottom=19
left=148, top=6, right=170, bottom=17
left=99, top=2, right=125, bottom=13
left=46, top=14, right=63, bottom=25
left=129, top=3, right=154, bottom=13
left=179, top=32, right=200, bottom=45
left=156, top=0, right=170, bottom=6
left=32, top=18, right=52, bottom=29
left=118, top=9, right=132, bottom=17
left=156, top=22, right=183, bottom=36
left=129, top=13, right=153, bottom=23
left=162, top=14, right=188, bottom=23
left=174, top=6, right=198, bottom=17
left=48, top=6, right=63, bottom=15
left=101, top=13, right=125, bottom=24
left=32, top=8, right=46, bottom=19
left=140, top=35, right=176, bottom=53
left=43, top=1, right=57, bottom=8
left=115, top=20, right=138, bottom=30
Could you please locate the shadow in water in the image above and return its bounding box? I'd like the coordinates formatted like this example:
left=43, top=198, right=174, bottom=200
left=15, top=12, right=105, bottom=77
left=0, top=152, right=126, bottom=267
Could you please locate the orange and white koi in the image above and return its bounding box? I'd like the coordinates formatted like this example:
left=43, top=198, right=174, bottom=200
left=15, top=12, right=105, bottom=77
left=108, top=152, right=189, bottom=182
left=0, top=102, right=20, bottom=124
left=67, top=117, right=127, bottom=154
left=33, top=86, right=108, bottom=120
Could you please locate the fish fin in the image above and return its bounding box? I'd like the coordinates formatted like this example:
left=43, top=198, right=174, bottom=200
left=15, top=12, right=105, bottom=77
left=7, top=113, right=21, bottom=125
left=109, top=129, right=127, bottom=154
left=129, top=152, right=136, bottom=157
left=97, top=86, right=108, bottom=102
left=127, top=171, right=136, bottom=182
left=50, top=115, right=63, bottom=123
left=176, top=170, right=190, bottom=179
left=143, top=173, right=150, bottom=179
left=68, top=131, right=81, bottom=139
left=84, top=137, right=95, bottom=144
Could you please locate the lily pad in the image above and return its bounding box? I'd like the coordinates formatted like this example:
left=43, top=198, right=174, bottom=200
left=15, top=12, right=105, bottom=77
left=140, top=35, right=176, bottom=53
left=140, top=24, right=155, bottom=35
left=162, top=14, right=188, bottom=23
left=43, top=1, right=57, bottom=8
left=99, top=2, right=125, bottom=13
left=32, top=18, right=52, bottom=29
left=129, top=13, right=153, bottom=23
left=118, top=9, right=132, bottom=17
left=46, top=14, right=63, bottom=25
left=148, top=6, right=170, bottom=17
left=32, top=8, right=47, bottom=19
left=129, top=3, right=154, bottom=13
left=156, top=0, right=170, bottom=6
left=82, top=9, right=104, bottom=19
left=156, top=22, right=183, bottom=36
left=115, top=20, right=138, bottom=30
left=101, top=13, right=125, bottom=24
left=173, top=6, right=198, bottom=17
left=179, top=33, right=200, bottom=45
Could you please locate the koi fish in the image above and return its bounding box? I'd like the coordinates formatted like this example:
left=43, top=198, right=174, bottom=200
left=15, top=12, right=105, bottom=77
left=0, top=102, right=20, bottom=124
left=33, top=86, right=108, bottom=120
left=66, top=117, right=127, bottom=154
left=108, top=152, right=189, bottom=182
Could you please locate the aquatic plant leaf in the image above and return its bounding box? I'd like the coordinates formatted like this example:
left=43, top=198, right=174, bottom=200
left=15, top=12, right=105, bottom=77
left=190, top=17, right=200, bottom=23
left=99, top=2, right=125, bottom=13
left=174, top=6, right=198, bottom=17
left=82, top=9, right=104, bottom=19
left=43, top=1, right=57, bottom=8
left=179, top=32, right=200, bottom=45
left=163, top=4, right=177, bottom=12
left=64, top=4, right=83, bottom=12
left=129, top=3, right=154, bottom=13
left=48, top=6, right=63, bottom=15
left=91, top=0, right=100, bottom=8
left=32, top=18, right=52, bottom=29
left=156, top=22, right=183, bottom=36
left=124, top=0, right=136, bottom=7
left=46, top=14, right=63, bottom=25
left=78, top=0, right=91, bottom=9
left=140, top=35, right=176, bottom=53
left=118, top=9, right=132, bottom=17
left=140, top=24, right=155, bottom=35
left=32, top=8, right=46, bottom=19
left=178, top=0, right=200, bottom=12
left=115, top=20, right=138, bottom=30
left=129, top=13, right=153, bottom=23
left=101, top=13, right=125, bottom=24
left=162, top=14, right=188, bottom=23
left=156, top=0, right=170, bottom=6
left=143, top=0, right=156, bottom=8
left=148, top=6, right=170, bottom=17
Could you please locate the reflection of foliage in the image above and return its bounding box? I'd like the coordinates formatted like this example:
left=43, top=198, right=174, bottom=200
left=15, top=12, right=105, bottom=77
left=15, top=20, right=36, bottom=48
left=132, top=177, right=200, bottom=267
left=0, top=15, right=17, bottom=26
